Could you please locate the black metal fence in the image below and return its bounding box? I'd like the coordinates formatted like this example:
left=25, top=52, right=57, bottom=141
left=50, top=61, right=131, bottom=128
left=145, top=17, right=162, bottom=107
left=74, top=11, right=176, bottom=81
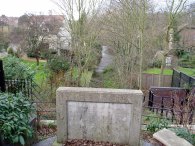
left=172, top=69, right=195, bottom=88
left=4, top=78, right=33, bottom=98
left=147, top=87, right=195, bottom=124
left=0, top=60, right=5, bottom=92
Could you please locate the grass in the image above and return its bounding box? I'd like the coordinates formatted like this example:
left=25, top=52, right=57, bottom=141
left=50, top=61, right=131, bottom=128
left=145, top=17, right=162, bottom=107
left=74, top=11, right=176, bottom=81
left=143, top=68, right=173, bottom=75
left=144, top=67, right=195, bottom=77
left=22, top=59, right=48, bottom=85
left=177, top=67, right=195, bottom=76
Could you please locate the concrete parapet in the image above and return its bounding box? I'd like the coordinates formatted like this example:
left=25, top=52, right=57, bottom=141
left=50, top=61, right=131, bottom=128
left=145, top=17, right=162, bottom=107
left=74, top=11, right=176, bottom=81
left=56, top=87, right=143, bottom=146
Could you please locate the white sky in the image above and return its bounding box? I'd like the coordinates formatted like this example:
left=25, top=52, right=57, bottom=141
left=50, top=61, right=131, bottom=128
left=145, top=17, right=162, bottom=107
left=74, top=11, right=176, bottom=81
left=0, top=0, right=194, bottom=17
left=0, top=0, right=59, bottom=16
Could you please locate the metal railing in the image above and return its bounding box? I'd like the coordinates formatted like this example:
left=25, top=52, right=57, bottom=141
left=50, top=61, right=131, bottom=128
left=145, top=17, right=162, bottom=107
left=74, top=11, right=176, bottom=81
left=147, top=88, right=195, bottom=124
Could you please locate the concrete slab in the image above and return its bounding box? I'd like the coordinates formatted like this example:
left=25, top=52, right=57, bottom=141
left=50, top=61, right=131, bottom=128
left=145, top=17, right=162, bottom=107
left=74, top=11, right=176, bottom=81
left=52, top=139, right=63, bottom=146
left=153, top=128, right=192, bottom=146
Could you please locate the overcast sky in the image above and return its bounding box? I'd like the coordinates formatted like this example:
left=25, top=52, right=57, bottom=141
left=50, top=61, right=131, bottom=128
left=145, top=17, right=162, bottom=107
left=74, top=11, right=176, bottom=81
left=0, top=0, right=193, bottom=17
left=0, top=0, right=59, bottom=16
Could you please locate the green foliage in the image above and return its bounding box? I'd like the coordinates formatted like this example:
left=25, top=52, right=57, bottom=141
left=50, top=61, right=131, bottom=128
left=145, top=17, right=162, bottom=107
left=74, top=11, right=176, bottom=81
left=66, top=67, right=93, bottom=87
left=7, top=47, right=14, bottom=55
left=26, top=50, right=36, bottom=58
left=22, top=60, right=48, bottom=85
left=178, top=51, right=195, bottom=68
left=80, top=70, right=93, bottom=87
left=145, top=115, right=169, bottom=133
left=47, top=56, right=70, bottom=73
left=170, top=128, right=195, bottom=145
left=175, top=49, right=188, bottom=58
left=3, top=56, right=35, bottom=79
left=102, top=66, right=120, bottom=88
left=152, top=60, right=162, bottom=68
left=177, top=67, right=195, bottom=77
left=143, top=68, right=173, bottom=75
left=0, top=93, right=34, bottom=145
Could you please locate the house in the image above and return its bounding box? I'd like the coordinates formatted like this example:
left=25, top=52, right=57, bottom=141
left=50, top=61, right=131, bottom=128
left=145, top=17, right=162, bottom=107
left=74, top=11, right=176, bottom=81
left=0, top=15, right=9, bottom=33
left=10, top=14, right=68, bottom=52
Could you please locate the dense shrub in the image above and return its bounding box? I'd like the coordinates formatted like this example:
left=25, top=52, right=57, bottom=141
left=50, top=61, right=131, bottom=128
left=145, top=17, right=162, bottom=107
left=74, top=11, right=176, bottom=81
left=3, top=55, right=34, bottom=79
left=47, top=56, right=70, bottom=73
left=152, top=60, right=162, bottom=68
left=27, top=51, right=36, bottom=58
left=175, top=49, right=188, bottom=58
left=179, top=55, right=195, bottom=68
left=7, top=47, right=15, bottom=55
left=0, top=93, right=34, bottom=145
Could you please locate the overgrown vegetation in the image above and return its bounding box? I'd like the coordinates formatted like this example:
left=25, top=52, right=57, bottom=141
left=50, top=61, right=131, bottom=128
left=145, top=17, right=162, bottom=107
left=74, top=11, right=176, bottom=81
left=144, top=113, right=170, bottom=133
left=22, top=59, right=47, bottom=85
left=102, top=66, right=120, bottom=89
left=47, top=56, right=70, bottom=73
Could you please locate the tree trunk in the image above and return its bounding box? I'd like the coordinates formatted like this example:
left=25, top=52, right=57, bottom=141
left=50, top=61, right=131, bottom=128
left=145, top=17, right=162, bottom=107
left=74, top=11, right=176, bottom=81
left=159, top=55, right=166, bottom=86
left=139, top=31, right=143, bottom=90
left=36, top=57, right=39, bottom=66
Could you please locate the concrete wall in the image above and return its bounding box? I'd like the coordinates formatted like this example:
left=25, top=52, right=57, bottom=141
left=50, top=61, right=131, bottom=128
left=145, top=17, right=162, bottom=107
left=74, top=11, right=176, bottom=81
left=142, top=74, right=172, bottom=90
left=56, top=87, right=143, bottom=146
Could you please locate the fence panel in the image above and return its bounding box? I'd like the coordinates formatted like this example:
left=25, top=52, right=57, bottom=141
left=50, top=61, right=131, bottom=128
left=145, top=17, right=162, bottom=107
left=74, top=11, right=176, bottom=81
left=172, top=70, right=180, bottom=87
left=5, top=78, right=33, bottom=98
left=142, top=74, right=172, bottom=90
left=147, top=87, right=195, bottom=124
left=172, top=69, right=195, bottom=88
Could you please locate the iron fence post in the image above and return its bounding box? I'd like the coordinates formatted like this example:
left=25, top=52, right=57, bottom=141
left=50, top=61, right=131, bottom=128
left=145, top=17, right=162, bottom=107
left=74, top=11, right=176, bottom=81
left=0, top=60, right=5, bottom=92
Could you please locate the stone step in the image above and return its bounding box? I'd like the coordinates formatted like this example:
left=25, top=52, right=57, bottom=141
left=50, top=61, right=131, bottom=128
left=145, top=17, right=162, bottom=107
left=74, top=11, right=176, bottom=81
left=153, top=128, right=192, bottom=146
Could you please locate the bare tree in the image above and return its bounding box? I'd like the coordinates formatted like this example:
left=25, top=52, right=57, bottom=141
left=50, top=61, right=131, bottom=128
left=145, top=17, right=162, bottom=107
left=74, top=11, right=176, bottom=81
left=19, top=14, right=63, bottom=65
left=103, top=0, right=151, bottom=89
left=159, top=0, right=188, bottom=86
left=53, top=0, right=104, bottom=86
left=19, top=14, right=50, bottom=65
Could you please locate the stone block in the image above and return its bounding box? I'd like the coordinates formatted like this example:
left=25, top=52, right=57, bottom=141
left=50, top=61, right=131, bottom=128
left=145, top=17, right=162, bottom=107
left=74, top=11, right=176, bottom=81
left=56, top=87, right=143, bottom=146
left=153, top=128, right=193, bottom=146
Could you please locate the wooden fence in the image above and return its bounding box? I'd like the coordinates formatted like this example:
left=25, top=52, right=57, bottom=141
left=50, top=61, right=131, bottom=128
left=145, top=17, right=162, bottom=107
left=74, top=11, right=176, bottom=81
left=142, top=73, right=172, bottom=90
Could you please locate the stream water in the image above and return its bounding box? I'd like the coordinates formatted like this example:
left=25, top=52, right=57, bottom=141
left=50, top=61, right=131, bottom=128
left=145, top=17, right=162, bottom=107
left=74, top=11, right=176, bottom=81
left=96, top=46, right=113, bottom=73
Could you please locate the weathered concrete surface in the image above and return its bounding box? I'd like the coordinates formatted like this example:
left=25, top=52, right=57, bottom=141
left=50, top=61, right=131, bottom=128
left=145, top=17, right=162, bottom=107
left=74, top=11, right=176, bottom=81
left=33, top=137, right=56, bottom=146
left=68, top=102, right=131, bottom=143
left=153, top=128, right=193, bottom=146
left=56, top=87, right=143, bottom=146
